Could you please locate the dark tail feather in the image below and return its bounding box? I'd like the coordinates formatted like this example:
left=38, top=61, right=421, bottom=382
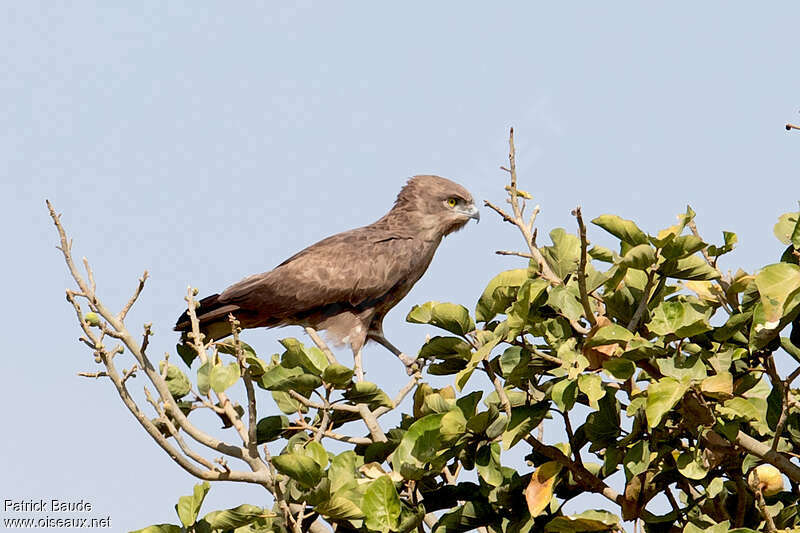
left=174, top=293, right=241, bottom=340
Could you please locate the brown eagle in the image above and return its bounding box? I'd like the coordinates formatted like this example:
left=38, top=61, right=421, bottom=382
left=175, top=175, right=478, bottom=377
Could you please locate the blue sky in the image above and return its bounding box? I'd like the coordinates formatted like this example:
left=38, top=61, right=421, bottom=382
left=2, top=3, right=799, bottom=531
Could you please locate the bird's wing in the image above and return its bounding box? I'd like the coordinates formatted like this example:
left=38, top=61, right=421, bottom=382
left=217, top=227, right=431, bottom=317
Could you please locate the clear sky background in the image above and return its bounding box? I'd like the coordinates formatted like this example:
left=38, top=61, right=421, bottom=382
left=2, top=3, right=799, bottom=531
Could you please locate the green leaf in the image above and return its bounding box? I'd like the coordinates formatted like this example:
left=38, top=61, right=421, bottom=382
left=431, top=303, right=476, bottom=336
left=201, top=504, right=267, bottom=530
left=260, top=364, right=322, bottom=393
left=540, top=228, right=581, bottom=279
left=315, top=497, right=364, bottom=520
left=408, top=302, right=475, bottom=336
left=130, top=525, right=184, bottom=533
left=476, top=443, right=503, bottom=486
left=707, top=231, right=738, bottom=258
left=717, top=397, right=769, bottom=434
left=177, top=342, right=198, bottom=367
left=271, top=390, right=306, bottom=414
left=660, top=235, right=706, bottom=260
left=215, top=338, right=257, bottom=359
left=272, top=453, right=322, bottom=488
left=706, top=477, right=725, bottom=498
left=657, top=353, right=707, bottom=382
left=280, top=337, right=329, bottom=375
left=547, top=285, right=585, bottom=323
left=255, top=416, right=289, bottom=444
left=623, top=440, right=650, bottom=477
left=544, top=509, right=621, bottom=532
left=440, top=409, right=468, bottom=444
left=433, top=501, right=494, bottom=533
left=175, top=482, right=210, bottom=527
left=304, top=441, right=329, bottom=469
left=344, top=381, right=393, bottom=409
left=419, top=336, right=472, bottom=360
left=455, top=336, right=501, bottom=390
left=661, top=255, right=720, bottom=280
left=392, top=414, right=447, bottom=480
left=774, top=211, right=800, bottom=247
left=578, top=374, right=605, bottom=409
left=589, top=245, right=617, bottom=263
left=328, top=451, right=358, bottom=493
left=700, top=372, right=733, bottom=400
left=322, top=363, right=354, bottom=387
left=647, top=300, right=712, bottom=338
left=602, top=358, right=635, bottom=380
left=197, top=361, right=211, bottom=396
left=424, top=392, right=455, bottom=414
left=507, top=279, right=549, bottom=338
left=160, top=362, right=192, bottom=399
left=362, top=475, right=402, bottom=533
left=502, top=403, right=549, bottom=450
left=645, top=377, right=689, bottom=428
left=551, top=378, right=577, bottom=412
left=620, top=244, right=656, bottom=270
left=584, top=324, right=634, bottom=348
left=584, top=391, right=621, bottom=447
left=592, top=214, right=649, bottom=246
left=210, top=361, right=241, bottom=393
left=676, top=448, right=708, bottom=480
left=754, top=263, right=800, bottom=328
left=475, top=269, right=530, bottom=322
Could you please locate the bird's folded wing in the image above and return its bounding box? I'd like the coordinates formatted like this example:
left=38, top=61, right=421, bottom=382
left=217, top=228, right=428, bottom=316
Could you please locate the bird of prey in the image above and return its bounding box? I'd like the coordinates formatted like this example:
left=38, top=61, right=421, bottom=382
left=175, top=175, right=479, bottom=378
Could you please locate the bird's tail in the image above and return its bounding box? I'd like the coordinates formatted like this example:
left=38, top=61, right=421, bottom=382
left=174, top=293, right=241, bottom=341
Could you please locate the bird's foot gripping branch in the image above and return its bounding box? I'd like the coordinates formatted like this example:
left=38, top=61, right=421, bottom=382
left=52, top=129, right=800, bottom=533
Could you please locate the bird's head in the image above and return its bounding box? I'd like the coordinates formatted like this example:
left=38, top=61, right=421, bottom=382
left=394, top=175, right=479, bottom=238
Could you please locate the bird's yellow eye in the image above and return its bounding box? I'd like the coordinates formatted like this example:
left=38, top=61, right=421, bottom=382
left=447, top=198, right=457, bottom=207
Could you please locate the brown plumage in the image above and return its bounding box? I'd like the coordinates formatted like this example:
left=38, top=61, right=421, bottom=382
left=175, top=175, right=478, bottom=374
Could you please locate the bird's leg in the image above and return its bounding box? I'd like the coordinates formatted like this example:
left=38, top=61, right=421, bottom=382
left=353, top=347, right=365, bottom=382
left=367, top=332, right=420, bottom=374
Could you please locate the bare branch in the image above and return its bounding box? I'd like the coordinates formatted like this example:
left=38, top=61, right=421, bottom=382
left=485, top=129, right=562, bottom=286
left=358, top=404, right=387, bottom=443
left=524, top=434, right=625, bottom=507
left=735, top=430, right=800, bottom=483
left=305, top=327, right=337, bottom=365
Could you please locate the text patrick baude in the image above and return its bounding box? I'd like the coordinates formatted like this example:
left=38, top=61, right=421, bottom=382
left=4, top=499, right=93, bottom=513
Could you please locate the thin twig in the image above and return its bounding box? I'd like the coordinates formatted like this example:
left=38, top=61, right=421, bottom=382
left=119, top=271, right=149, bottom=321
left=573, top=207, right=596, bottom=327
left=750, top=470, right=777, bottom=533
left=293, top=420, right=371, bottom=445
left=374, top=370, right=422, bottom=418
left=482, top=360, right=512, bottom=417
left=229, top=314, right=260, bottom=460
left=627, top=270, right=656, bottom=332
left=495, top=250, right=534, bottom=259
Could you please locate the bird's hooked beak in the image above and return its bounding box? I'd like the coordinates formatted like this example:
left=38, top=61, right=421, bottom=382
left=466, top=203, right=480, bottom=223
